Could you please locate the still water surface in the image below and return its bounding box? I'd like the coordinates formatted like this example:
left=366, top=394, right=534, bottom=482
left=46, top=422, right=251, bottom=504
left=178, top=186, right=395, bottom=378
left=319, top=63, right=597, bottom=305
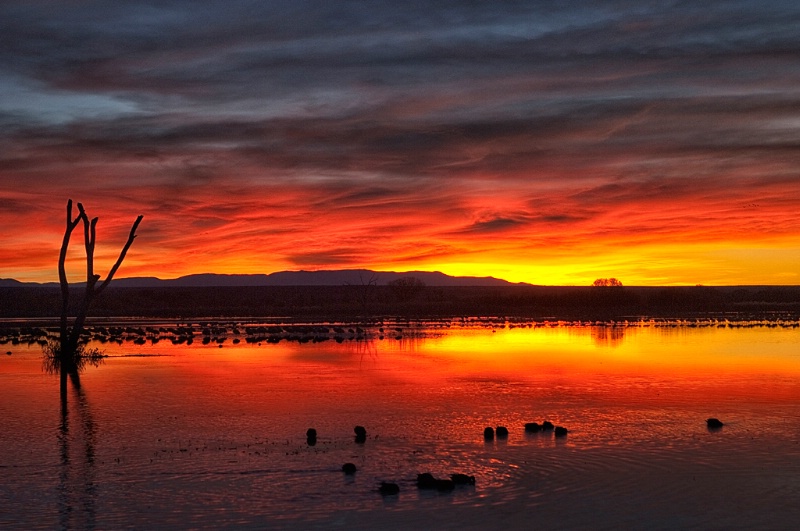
left=2, top=322, right=800, bottom=529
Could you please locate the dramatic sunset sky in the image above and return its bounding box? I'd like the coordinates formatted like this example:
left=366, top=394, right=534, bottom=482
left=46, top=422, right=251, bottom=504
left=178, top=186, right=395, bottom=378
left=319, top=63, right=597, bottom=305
left=1, top=1, right=798, bottom=285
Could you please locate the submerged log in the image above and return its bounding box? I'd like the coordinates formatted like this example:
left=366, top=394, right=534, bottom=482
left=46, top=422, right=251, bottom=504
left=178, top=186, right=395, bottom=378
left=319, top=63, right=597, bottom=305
left=417, top=472, right=437, bottom=489
left=354, top=425, right=367, bottom=443
left=416, top=473, right=455, bottom=491
left=451, top=473, right=476, bottom=485
left=525, top=422, right=542, bottom=432
left=379, top=482, right=400, bottom=495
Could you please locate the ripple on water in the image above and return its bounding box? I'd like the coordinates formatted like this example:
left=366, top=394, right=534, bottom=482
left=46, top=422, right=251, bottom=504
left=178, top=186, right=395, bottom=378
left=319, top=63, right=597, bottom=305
left=477, top=429, right=800, bottom=530
left=55, top=409, right=797, bottom=530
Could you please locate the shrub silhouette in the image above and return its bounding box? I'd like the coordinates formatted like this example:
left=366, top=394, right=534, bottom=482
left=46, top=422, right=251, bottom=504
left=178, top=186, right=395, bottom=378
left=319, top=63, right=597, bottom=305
left=389, top=276, right=426, bottom=302
left=592, top=278, right=623, bottom=287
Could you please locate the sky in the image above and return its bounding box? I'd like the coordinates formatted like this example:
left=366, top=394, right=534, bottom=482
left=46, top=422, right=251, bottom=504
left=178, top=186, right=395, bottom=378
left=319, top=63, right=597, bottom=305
left=1, top=1, right=799, bottom=286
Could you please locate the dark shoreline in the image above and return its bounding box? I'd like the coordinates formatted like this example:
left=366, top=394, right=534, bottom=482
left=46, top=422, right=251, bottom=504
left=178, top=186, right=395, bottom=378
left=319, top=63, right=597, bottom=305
left=3, top=285, right=800, bottom=322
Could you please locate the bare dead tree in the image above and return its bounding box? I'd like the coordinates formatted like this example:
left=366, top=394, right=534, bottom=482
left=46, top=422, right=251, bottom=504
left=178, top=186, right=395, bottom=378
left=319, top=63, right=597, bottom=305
left=346, top=272, right=379, bottom=318
left=58, top=200, right=143, bottom=358
left=389, top=276, right=426, bottom=303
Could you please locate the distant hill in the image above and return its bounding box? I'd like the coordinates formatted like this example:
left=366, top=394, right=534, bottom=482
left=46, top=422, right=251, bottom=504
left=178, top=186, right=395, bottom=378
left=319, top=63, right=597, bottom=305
left=2, top=270, right=527, bottom=288
left=0, top=278, right=60, bottom=287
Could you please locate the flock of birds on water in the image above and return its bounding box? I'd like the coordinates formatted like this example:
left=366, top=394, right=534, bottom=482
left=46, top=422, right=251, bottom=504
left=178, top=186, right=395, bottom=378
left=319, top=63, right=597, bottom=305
left=2, top=315, right=799, bottom=353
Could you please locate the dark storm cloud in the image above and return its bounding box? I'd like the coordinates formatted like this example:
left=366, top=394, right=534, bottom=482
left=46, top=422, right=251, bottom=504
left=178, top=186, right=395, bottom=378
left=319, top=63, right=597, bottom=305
left=3, top=2, right=799, bottom=144
left=4, top=92, right=796, bottom=185
left=4, top=1, right=799, bottom=111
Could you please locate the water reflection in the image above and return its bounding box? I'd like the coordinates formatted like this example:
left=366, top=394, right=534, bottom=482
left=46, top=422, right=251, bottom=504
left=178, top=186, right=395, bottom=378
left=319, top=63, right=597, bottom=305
left=393, top=333, right=426, bottom=353
left=354, top=338, right=378, bottom=366
left=590, top=325, right=625, bottom=347
left=3, top=322, right=796, bottom=529
left=57, top=367, right=97, bottom=530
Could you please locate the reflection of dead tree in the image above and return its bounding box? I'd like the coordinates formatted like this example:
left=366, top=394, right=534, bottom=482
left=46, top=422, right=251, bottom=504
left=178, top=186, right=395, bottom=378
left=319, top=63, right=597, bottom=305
left=58, top=200, right=143, bottom=361
left=58, top=360, right=97, bottom=529
left=591, top=325, right=626, bottom=347
left=352, top=338, right=378, bottom=367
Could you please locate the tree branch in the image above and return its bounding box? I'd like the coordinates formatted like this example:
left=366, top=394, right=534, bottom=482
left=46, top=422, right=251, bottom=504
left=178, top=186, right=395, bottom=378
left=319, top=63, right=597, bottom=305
left=96, top=214, right=144, bottom=295
left=87, top=217, right=99, bottom=290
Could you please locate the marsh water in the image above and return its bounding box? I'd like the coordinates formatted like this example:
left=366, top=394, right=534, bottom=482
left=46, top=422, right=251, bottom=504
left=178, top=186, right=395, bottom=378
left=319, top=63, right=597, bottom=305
left=2, top=319, right=800, bottom=529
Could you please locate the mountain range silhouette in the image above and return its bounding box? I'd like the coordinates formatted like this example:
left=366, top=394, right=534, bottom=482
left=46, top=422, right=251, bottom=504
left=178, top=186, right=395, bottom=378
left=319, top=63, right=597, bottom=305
left=1, top=269, right=527, bottom=288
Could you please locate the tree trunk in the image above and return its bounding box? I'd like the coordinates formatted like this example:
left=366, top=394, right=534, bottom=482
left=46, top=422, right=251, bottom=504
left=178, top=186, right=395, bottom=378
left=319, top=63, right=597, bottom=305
left=59, top=200, right=83, bottom=355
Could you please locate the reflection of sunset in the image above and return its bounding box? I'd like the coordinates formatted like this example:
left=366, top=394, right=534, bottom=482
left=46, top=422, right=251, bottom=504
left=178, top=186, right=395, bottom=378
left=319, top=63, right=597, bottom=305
left=403, top=326, right=800, bottom=387
left=4, top=322, right=800, bottom=528
left=11, top=322, right=784, bottom=467
left=61, top=324, right=800, bottom=386
left=72, top=324, right=800, bottom=407
left=591, top=326, right=626, bottom=348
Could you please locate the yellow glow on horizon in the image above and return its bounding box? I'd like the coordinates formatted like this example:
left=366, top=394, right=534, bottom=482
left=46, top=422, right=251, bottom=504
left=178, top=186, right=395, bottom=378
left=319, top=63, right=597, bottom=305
left=408, top=237, right=800, bottom=286
left=4, top=208, right=799, bottom=286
